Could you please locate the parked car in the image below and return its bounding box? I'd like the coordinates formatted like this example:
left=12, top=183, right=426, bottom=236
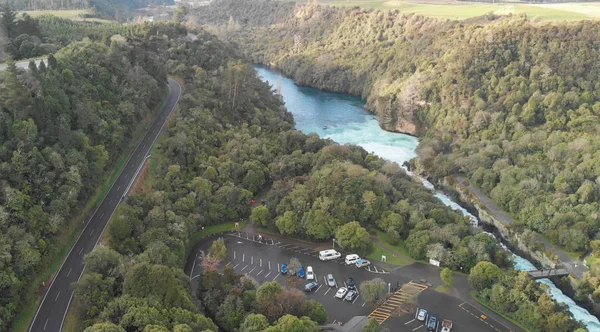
left=306, top=266, right=314, bottom=280
left=281, top=263, right=287, bottom=274
left=345, top=254, right=360, bottom=265
left=298, top=266, right=306, bottom=278
left=356, top=259, right=371, bottom=268
left=441, top=319, right=453, bottom=332
left=427, top=315, right=438, bottom=331
left=344, top=290, right=358, bottom=301
left=335, top=287, right=348, bottom=299
left=305, top=281, right=319, bottom=292
left=417, top=308, right=428, bottom=322
left=347, top=277, right=356, bottom=290
left=327, top=274, right=336, bottom=287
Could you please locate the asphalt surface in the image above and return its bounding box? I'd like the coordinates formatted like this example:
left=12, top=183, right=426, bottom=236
left=186, top=233, right=518, bottom=332
left=28, top=78, right=182, bottom=332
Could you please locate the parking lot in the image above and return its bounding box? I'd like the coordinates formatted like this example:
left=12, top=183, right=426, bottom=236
left=185, top=232, right=520, bottom=332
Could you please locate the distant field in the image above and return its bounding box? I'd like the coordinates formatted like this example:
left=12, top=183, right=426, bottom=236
left=20, top=9, right=113, bottom=22
left=294, top=0, right=600, bottom=21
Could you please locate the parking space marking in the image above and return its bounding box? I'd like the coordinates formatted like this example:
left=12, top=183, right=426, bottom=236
left=251, top=256, right=254, bottom=264
left=374, top=266, right=378, bottom=273
left=315, top=285, right=322, bottom=293
left=265, top=271, right=272, bottom=278
left=260, top=258, right=262, bottom=267
left=234, top=251, right=236, bottom=260
left=257, top=270, right=263, bottom=276
left=248, top=266, right=257, bottom=274
left=233, top=263, right=240, bottom=269
left=269, top=261, right=271, bottom=270
left=362, top=301, right=367, bottom=307
left=412, top=325, right=424, bottom=331
left=405, top=319, right=416, bottom=325
left=241, top=265, right=249, bottom=271
left=352, top=295, right=360, bottom=304
left=324, top=287, right=332, bottom=295
left=273, top=273, right=280, bottom=281
left=243, top=253, right=245, bottom=262
left=226, top=261, right=231, bottom=266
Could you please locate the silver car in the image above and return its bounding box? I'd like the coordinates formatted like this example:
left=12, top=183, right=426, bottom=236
left=327, top=274, right=336, bottom=287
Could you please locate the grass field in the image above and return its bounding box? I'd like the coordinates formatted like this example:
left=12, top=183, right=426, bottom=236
left=20, top=9, right=113, bottom=22
left=298, top=0, right=600, bottom=21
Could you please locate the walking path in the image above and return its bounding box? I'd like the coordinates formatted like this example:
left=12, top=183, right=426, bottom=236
left=455, top=176, right=587, bottom=279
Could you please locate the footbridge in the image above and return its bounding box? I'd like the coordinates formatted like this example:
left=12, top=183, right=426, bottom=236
left=528, top=269, right=570, bottom=279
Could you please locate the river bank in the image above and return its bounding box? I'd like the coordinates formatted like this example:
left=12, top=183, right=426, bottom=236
left=255, top=65, right=600, bottom=329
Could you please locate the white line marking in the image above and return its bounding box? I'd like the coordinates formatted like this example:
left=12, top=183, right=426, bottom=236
left=117, top=186, right=121, bottom=191
left=89, top=229, right=94, bottom=236
left=66, top=268, right=72, bottom=277
left=269, top=261, right=271, bottom=270
left=260, top=258, right=262, bottom=267
left=273, top=273, right=280, bottom=281
left=352, top=295, right=359, bottom=304
left=374, top=266, right=378, bottom=273
left=362, top=301, right=366, bottom=307
left=234, top=251, right=236, bottom=260
left=249, top=266, right=257, bottom=274
left=412, top=325, right=424, bottom=331
left=191, top=274, right=200, bottom=280
left=324, top=287, right=331, bottom=295
left=109, top=199, right=113, bottom=204
left=243, top=253, right=245, bottom=262
left=257, top=270, right=263, bottom=276
left=315, top=285, right=322, bottom=293
left=251, top=256, right=253, bottom=264
left=124, top=173, right=128, bottom=178
left=233, top=263, right=240, bottom=269
left=332, top=319, right=337, bottom=324
left=189, top=256, right=196, bottom=278
left=226, top=261, right=232, bottom=266
left=265, top=271, right=272, bottom=278
left=406, top=319, right=416, bottom=325
left=78, top=247, right=84, bottom=256
left=44, top=318, right=48, bottom=330
left=100, top=213, right=104, bottom=219
left=54, top=292, right=60, bottom=302
left=241, top=265, right=249, bottom=271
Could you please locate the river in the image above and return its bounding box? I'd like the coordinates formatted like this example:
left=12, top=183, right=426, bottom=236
left=256, top=66, right=600, bottom=330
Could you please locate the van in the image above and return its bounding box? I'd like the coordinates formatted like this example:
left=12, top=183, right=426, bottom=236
left=319, top=249, right=341, bottom=261
left=345, top=254, right=360, bottom=265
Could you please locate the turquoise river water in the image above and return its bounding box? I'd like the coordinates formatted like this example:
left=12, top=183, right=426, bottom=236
left=256, top=66, right=600, bottom=330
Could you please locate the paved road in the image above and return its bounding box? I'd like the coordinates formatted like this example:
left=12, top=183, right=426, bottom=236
left=28, top=78, right=182, bottom=332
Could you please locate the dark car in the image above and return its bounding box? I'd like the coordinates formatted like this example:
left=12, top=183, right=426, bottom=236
left=344, top=290, right=358, bottom=301
left=427, top=315, right=438, bottom=331
left=347, top=277, right=356, bottom=290
left=281, top=263, right=287, bottom=274
left=305, top=281, right=319, bottom=292
left=298, top=266, right=306, bottom=278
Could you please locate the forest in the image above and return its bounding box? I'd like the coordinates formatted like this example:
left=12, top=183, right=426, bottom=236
left=0, top=21, right=169, bottom=330
left=0, top=6, right=51, bottom=62
left=194, top=0, right=600, bottom=309
left=59, top=20, right=579, bottom=331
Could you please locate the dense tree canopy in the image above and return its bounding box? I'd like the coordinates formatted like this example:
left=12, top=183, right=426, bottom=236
left=0, top=23, right=169, bottom=330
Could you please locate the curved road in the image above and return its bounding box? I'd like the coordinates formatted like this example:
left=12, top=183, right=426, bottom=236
left=28, top=78, right=182, bottom=332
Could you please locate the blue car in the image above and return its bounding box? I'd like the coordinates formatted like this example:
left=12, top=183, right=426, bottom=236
left=298, top=266, right=306, bottom=278
left=281, top=263, right=288, bottom=274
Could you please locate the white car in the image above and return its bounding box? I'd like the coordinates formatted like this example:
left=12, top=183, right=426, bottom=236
left=335, top=287, right=348, bottom=299
left=306, top=266, right=314, bottom=280
left=417, top=308, right=428, bottom=322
